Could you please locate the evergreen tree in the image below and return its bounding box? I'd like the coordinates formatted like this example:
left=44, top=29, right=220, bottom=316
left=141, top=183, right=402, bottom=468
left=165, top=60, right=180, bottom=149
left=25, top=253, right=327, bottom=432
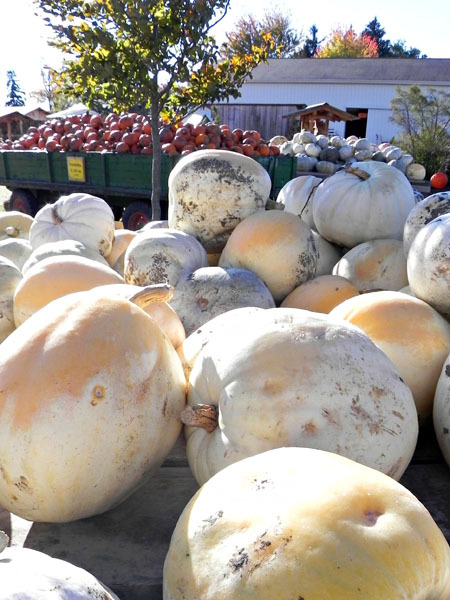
left=362, top=17, right=390, bottom=57
left=5, top=71, right=25, bottom=107
left=302, top=25, right=323, bottom=58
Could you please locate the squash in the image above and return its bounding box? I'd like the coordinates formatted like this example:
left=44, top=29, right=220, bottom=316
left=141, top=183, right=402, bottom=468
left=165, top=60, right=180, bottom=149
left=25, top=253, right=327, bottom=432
left=319, top=146, right=339, bottom=162
left=296, top=154, right=316, bottom=172
left=0, top=532, right=120, bottom=599
left=218, top=210, right=318, bottom=303
left=106, top=228, right=138, bottom=269
left=407, top=213, right=450, bottom=318
left=315, top=134, right=329, bottom=149
left=406, top=163, right=426, bottom=180
left=168, top=149, right=271, bottom=253
left=277, top=174, right=322, bottom=230
left=21, top=238, right=110, bottom=274
left=182, top=307, right=418, bottom=485
left=281, top=274, right=359, bottom=313
left=313, top=162, right=416, bottom=248
left=92, top=283, right=186, bottom=349
left=13, top=254, right=125, bottom=326
left=338, top=144, right=354, bottom=160
left=329, top=135, right=346, bottom=148
left=0, top=238, right=32, bottom=270
left=329, top=291, right=450, bottom=424
left=304, top=142, right=321, bottom=158
left=0, top=211, right=33, bottom=241
left=29, top=193, right=115, bottom=257
left=123, top=227, right=208, bottom=287
left=163, top=447, right=450, bottom=600
left=169, top=266, right=275, bottom=336
left=0, top=257, right=22, bottom=342
left=403, top=191, right=450, bottom=257
left=312, top=230, right=343, bottom=276
left=433, top=354, right=450, bottom=467
left=0, top=285, right=186, bottom=522
left=315, top=160, right=338, bottom=175
left=333, top=238, right=408, bottom=292
left=354, top=137, right=371, bottom=151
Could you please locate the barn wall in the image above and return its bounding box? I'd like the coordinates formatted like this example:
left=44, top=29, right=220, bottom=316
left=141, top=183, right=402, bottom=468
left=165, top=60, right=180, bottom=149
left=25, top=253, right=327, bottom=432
left=212, top=104, right=299, bottom=141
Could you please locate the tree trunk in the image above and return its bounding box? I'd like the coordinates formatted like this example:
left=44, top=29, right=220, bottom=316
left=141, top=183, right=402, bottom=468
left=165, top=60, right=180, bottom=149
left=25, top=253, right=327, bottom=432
left=150, top=97, right=162, bottom=221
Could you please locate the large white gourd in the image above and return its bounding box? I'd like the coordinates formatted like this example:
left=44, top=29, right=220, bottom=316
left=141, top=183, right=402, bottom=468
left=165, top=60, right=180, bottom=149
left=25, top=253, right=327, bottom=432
left=29, top=193, right=115, bottom=257
left=313, top=161, right=416, bottom=248
left=168, top=149, right=271, bottom=253
left=182, top=307, right=418, bottom=486
left=163, top=447, right=450, bottom=600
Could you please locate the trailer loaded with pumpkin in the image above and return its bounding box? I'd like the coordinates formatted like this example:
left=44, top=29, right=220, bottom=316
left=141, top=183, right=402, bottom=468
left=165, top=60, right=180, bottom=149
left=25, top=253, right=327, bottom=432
left=0, top=146, right=449, bottom=599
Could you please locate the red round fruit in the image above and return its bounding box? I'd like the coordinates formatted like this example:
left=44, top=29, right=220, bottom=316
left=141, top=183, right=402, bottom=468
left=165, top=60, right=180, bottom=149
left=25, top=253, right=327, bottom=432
left=430, top=172, right=448, bottom=190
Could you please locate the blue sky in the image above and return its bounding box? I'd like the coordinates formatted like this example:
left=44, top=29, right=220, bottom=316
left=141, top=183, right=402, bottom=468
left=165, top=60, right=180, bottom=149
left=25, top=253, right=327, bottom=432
left=1, top=0, right=448, bottom=107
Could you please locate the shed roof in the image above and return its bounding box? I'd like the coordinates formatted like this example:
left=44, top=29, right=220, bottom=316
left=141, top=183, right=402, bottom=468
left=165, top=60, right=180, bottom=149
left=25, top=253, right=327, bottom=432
left=249, top=58, right=450, bottom=86
left=282, top=102, right=358, bottom=121
left=0, top=105, right=49, bottom=119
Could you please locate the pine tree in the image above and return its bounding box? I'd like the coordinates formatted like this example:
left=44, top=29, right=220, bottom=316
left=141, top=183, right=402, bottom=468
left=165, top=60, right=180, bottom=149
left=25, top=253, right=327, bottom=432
left=5, top=71, right=26, bottom=107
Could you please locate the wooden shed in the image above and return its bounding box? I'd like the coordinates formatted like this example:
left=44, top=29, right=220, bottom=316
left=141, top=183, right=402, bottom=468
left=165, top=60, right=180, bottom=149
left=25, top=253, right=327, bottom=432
left=282, top=102, right=359, bottom=136
left=0, top=106, right=49, bottom=141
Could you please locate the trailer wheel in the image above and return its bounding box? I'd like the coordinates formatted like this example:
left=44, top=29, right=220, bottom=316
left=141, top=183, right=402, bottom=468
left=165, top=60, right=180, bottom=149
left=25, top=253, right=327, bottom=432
left=122, top=201, right=152, bottom=231
left=9, top=189, right=40, bottom=216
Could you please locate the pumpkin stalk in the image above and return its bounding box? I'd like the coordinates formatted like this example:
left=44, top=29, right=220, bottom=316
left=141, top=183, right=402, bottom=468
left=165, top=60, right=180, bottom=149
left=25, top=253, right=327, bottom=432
left=51, top=205, right=63, bottom=225
left=5, top=226, right=20, bottom=238
left=129, top=283, right=174, bottom=308
left=180, top=404, right=218, bottom=433
left=344, top=165, right=371, bottom=180
left=0, top=531, right=9, bottom=554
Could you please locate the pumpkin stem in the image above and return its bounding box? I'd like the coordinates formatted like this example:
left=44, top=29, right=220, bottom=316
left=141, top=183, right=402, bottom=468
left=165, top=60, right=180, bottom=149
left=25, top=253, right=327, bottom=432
left=129, top=283, right=174, bottom=308
left=51, top=204, right=63, bottom=225
left=5, top=226, right=20, bottom=238
left=180, top=404, right=218, bottom=433
left=0, top=531, right=9, bottom=554
left=344, top=165, right=371, bottom=180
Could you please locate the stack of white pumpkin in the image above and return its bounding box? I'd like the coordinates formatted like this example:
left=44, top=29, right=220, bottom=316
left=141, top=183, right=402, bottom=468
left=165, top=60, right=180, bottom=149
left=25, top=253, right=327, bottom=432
left=272, top=129, right=427, bottom=181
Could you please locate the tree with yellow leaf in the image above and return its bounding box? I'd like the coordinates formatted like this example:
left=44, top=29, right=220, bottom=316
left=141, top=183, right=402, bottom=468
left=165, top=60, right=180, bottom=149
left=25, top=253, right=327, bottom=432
left=36, top=0, right=273, bottom=219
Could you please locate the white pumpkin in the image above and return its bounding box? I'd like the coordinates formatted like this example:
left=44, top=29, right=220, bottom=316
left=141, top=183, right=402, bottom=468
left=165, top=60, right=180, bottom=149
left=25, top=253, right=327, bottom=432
left=333, top=238, right=408, bottom=291
left=168, top=149, right=271, bottom=253
left=304, top=142, right=321, bottom=158
left=312, top=230, right=343, bottom=276
left=313, top=161, right=416, bottom=248
left=403, top=191, right=450, bottom=257
left=407, top=213, right=450, bottom=318
left=163, top=447, right=450, bottom=600
left=277, top=174, right=322, bottom=230
left=169, top=266, right=275, bottom=336
left=123, top=227, right=208, bottom=287
left=0, top=533, right=120, bottom=599
left=183, top=307, right=418, bottom=486
left=330, top=291, right=450, bottom=424
left=0, top=257, right=22, bottom=342
left=29, top=193, right=115, bottom=257
left=406, top=163, right=426, bottom=180
left=0, top=211, right=33, bottom=241
left=218, top=210, right=318, bottom=303
left=433, top=354, right=450, bottom=467
left=0, top=237, right=33, bottom=270
left=21, top=238, right=110, bottom=274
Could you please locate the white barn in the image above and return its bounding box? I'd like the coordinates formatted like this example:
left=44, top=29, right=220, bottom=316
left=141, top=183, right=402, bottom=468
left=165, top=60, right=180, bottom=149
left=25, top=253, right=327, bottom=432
left=213, top=58, right=450, bottom=144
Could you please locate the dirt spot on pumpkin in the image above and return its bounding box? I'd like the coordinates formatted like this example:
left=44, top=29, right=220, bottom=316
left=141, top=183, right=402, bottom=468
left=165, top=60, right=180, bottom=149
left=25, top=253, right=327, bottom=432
left=14, top=475, right=31, bottom=493
left=302, top=421, right=317, bottom=434
left=229, top=548, right=249, bottom=572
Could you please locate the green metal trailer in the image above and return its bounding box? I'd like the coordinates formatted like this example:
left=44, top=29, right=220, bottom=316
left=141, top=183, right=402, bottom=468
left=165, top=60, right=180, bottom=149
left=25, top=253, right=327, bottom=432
left=0, top=150, right=297, bottom=230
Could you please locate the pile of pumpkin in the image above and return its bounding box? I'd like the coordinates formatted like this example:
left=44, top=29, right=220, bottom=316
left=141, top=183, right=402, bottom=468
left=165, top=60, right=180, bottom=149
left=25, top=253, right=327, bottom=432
left=272, top=129, right=428, bottom=181
left=1, top=148, right=450, bottom=598
left=0, top=111, right=278, bottom=158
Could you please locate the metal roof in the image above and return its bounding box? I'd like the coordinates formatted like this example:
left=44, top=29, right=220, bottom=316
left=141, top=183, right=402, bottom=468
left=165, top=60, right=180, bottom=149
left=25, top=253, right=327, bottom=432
left=249, top=58, right=450, bottom=85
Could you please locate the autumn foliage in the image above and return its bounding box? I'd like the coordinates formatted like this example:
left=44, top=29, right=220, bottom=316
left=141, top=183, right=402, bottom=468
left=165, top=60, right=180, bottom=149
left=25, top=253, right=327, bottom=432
left=315, top=27, right=379, bottom=58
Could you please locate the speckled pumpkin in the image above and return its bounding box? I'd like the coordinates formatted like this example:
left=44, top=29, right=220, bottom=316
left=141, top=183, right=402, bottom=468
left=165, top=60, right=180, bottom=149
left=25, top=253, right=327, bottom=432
left=168, top=149, right=271, bottom=253
left=333, top=238, right=408, bottom=292
left=163, top=447, right=450, bottom=600
left=281, top=274, right=359, bottom=313
left=182, top=308, right=418, bottom=486
left=330, top=291, right=450, bottom=423
left=218, top=210, right=318, bottom=303
left=0, top=286, right=186, bottom=522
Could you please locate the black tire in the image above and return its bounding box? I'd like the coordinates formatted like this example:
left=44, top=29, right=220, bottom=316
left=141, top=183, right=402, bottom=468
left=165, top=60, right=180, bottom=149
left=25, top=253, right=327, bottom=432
left=9, top=189, right=40, bottom=216
left=122, top=201, right=152, bottom=231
